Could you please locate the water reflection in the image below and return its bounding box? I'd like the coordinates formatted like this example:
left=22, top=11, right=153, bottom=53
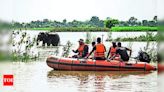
left=47, top=70, right=152, bottom=79
left=47, top=70, right=156, bottom=92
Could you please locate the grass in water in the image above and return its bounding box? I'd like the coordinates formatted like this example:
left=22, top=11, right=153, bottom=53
left=111, top=26, right=157, bottom=32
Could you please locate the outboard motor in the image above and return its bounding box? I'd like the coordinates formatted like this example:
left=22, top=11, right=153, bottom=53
left=136, top=51, right=151, bottom=63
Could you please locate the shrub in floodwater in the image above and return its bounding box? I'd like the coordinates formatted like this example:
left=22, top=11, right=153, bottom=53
left=142, top=42, right=157, bottom=62
left=0, top=30, right=39, bottom=61
left=85, top=32, right=92, bottom=44
left=62, top=41, right=73, bottom=57
left=127, top=42, right=133, bottom=49
left=53, top=46, right=59, bottom=56
left=112, top=32, right=157, bottom=41
left=106, top=32, right=113, bottom=41
left=11, top=53, right=30, bottom=62
left=0, top=52, right=31, bottom=62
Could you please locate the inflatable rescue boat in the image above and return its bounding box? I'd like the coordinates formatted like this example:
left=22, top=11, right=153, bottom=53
left=46, top=56, right=156, bottom=71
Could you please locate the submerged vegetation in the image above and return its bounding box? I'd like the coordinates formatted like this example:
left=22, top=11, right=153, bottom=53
left=0, top=30, right=39, bottom=61
left=0, top=52, right=34, bottom=62
left=85, top=32, right=92, bottom=44
left=142, top=42, right=157, bottom=62
left=62, top=41, right=73, bottom=57
left=106, top=32, right=158, bottom=41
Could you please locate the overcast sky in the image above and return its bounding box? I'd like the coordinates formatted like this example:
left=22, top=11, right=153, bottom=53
left=0, top=0, right=157, bottom=22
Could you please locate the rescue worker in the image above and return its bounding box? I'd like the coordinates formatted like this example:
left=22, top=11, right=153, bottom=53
left=72, top=39, right=88, bottom=58
left=86, top=37, right=106, bottom=60
left=92, top=41, right=96, bottom=55
left=92, top=41, right=96, bottom=47
left=110, top=42, right=132, bottom=62
left=107, top=42, right=118, bottom=59
left=88, top=41, right=96, bottom=59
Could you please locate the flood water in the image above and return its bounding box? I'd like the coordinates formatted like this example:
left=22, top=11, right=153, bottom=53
left=0, top=31, right=157, bottom=92
left=0, top=60, right=157, bottom=92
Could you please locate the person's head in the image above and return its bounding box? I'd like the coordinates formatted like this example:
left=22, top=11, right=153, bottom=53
left=97, top=37, right=101, bottom=43
left=117, top=42, right=122, bottom=47
left=78, top=39, right=84, bottom=45
left=112, top=42, right=117, bottom=48
left=92, top=41, right=96, bottom=47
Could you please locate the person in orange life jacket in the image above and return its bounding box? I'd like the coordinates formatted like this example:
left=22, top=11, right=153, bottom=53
left=109, top=42, right=132, bottom=62
left=86, top=37, right=106, bottom=60
left=107, top=42, right=119, bottom=59
left=72, top=39, right=88, bottom=58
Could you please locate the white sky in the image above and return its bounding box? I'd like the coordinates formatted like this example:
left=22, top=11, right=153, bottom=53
left=0, top=0, right=157, bottom=22
left=157, top=0, right=164, bottom=20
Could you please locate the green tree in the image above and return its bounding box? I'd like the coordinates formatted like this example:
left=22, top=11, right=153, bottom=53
left=43, top=19, right=49, bottom=23
left=89, top=16, right=104, bottom=27
left=13, top=22, right=23, bottom=28
left=142, top=20, right=148, bottom=26
left=63, top=19, right=67, bottom=24
left=104, top=19, right=119, bottom=28
left=128, top=17, right=138, bottom=26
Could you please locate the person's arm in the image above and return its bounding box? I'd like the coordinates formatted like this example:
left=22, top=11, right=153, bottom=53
left=110, top=54, right=116, bottom=60
left=72, top=49, right=78, bottom=53
left=110, top=49, right=119, bottom=60
left=107, top=47, right=111, bottom=59
left=86, top=46, right=96, bottom=58
left=126, top=47, right=132, bottom=57
left=104, top=45, right=106, bottom=52
left=82, top=45, right=89, bottom=57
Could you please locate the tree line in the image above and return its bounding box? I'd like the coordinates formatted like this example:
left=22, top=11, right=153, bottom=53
left=12, top=16, right=157, bottom=29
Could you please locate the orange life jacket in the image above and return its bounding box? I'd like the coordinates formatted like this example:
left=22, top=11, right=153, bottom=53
left=78, top=44, right=86, bottom=57
left=95, top=43, right=105, bottom=57
left=110, top=46, right=119, bottom=58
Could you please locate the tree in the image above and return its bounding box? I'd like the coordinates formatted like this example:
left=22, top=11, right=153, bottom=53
left=69, top=20, right=80, bottom=27
left=153, top=16, right=157, bottom=22
left=13, top=22, right=23, bottom=28
left=119, top=21, right=128, bottom=26
left=104, top=19, right=119, bottom=28
left=63, top=19, right=67, bottom=24
left=142, top=20, right=148, bottom=26
left=43, top=19, right=49, bottom=23
left=148, top=21, right=156, bottom=27
left=128, top=17, right=138, bottom=26
left=89, top=16, right=104, bottom=27
left=90, top=16, right=99, bottom=23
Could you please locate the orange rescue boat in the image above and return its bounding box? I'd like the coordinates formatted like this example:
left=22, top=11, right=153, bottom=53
left=46, top=56, right=156, bottom=71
